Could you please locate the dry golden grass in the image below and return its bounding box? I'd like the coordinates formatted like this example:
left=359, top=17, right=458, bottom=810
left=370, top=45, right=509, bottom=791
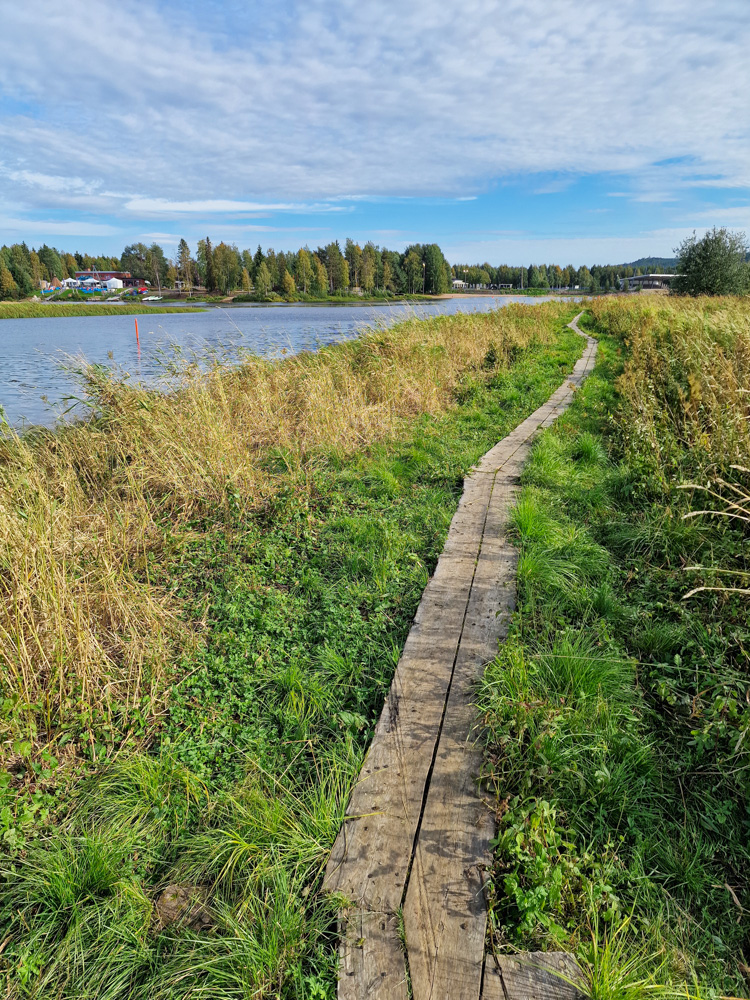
left=0, top=302, right=569, bottom=756
left=589, top=295, right=750, bottom=474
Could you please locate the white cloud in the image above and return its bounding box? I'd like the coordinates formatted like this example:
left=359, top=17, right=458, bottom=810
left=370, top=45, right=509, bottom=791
left=0, top=217, right=120, bottom=237
left=141, top=232, right=180, bottom=243
left=123, top=198, right=346, bottom=215
left=691, top=206, right=750, bottom=228
left=0, top=0, right=747, bottom=215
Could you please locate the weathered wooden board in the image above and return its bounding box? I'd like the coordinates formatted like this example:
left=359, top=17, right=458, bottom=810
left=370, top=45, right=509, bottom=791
left=325, top=315, right=598, bottom=999
left=323, top=454, right=497, bottom=1000
left=337, top=911, right=409, bottom=1000
left=482, top=952, right=585, bottom=1000
left=402, top=478, right=519, bottom=1000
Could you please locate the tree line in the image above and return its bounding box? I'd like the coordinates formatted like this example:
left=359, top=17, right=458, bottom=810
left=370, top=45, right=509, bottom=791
left=4, top=230, right=745, bottom=301
left=0, top=236, right=649, bottom=301
left=449, top=261, right=661, bottom=292
left=0, top=238, right=453, bottom=300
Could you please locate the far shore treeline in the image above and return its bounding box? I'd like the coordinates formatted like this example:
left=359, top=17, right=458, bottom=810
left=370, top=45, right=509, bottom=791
left=0, top=236, right=674, bottom=302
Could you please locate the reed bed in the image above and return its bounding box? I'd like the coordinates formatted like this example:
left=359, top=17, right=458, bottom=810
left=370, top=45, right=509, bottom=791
left=0, top=302, right=193, bottom=319
left=0, top=302, right=567, bottom=758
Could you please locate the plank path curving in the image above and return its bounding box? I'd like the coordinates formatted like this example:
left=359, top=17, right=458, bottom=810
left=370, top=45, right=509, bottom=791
left=324, top=314, right=597, bottom=1000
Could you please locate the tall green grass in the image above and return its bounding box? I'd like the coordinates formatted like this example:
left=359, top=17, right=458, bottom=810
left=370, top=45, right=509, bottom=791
left=0, top=304, right=584, bottom=998
left=480, top=305, right=750, bottom=997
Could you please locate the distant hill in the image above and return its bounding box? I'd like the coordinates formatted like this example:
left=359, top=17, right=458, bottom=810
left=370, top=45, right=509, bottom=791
left=623, top=256, right=678, bottom=270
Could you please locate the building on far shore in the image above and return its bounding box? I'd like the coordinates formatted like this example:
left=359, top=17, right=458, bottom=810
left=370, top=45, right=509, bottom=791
left=452, top=278, right=468, bottom=289
left=74, top=270, right=140, bottom=288
left=620, top=273, right=680, bottom=291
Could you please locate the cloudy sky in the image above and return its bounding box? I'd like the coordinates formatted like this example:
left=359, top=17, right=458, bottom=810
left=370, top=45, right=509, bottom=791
left=2, top=0, right=749, bottom=265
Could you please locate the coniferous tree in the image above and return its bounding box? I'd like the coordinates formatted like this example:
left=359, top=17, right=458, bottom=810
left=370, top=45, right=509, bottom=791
left=324, top=241, right=347, bottom=292
left=37, top=245, right=63, bottom=281
left=275, top=251, right=288, bottom=292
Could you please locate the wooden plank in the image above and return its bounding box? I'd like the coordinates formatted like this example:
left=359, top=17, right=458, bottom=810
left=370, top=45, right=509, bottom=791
left=324, top=456, right=496, bottom=997
left=324, top=470, right=500, bottom=905
left=337, top=911, right=409, bottom=1000
left=403, top=478, right=519, bottom=1000
left=401, top=320, right=598, bottom=998
left=325, top=315, right=598, bottom=998
left=482, top=952, right=585, bottom=1000
left=324, top=534, right=492, bottom=905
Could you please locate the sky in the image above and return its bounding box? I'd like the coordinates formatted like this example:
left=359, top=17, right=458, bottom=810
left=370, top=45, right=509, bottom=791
left=1, top=0, right=749, bottom=266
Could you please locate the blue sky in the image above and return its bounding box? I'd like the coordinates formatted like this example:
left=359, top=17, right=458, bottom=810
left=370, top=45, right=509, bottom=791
left=1, top=0, right=749, bottom=266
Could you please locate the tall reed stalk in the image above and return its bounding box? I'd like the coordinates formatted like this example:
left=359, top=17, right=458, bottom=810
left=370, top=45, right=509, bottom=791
left=0, top=303, right=567, bottom=756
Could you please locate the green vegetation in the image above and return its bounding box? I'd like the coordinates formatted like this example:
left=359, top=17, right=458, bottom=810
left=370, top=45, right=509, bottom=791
left=0, top=303, right=583, bottom=998
left=0, top=237, right=454, bottom=301
left=480, top=296, right=750, bottom=997
left=0, top=302, right=201, bottom=319
left=450, top=261, right=648, bottom=293
left=672, top=226, right=749, bottom=296
left=5, top=226, right=747, bottom=305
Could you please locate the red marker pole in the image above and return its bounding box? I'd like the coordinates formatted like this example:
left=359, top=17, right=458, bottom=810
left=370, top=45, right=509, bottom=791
left=135, top=317, right=141, bottom=356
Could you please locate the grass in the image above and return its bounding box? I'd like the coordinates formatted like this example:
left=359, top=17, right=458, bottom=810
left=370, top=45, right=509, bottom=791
left=479, top=297, right=750, bottom=998
left=0, top=301, right=584, bottom=997
left=0, top=302, right=200, bottom=319
left=0, top=302, right=575, bottom=758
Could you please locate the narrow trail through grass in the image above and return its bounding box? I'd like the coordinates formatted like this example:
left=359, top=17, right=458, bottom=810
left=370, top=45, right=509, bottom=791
left=0, top=302, right=583, bottom=999
left=321, top=313, right=597, bottom=1000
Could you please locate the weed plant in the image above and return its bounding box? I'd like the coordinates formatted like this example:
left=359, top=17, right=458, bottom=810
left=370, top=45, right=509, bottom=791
left=480, top=300, right=750, bottom=997
left=0, top=303, right=583, bottom=997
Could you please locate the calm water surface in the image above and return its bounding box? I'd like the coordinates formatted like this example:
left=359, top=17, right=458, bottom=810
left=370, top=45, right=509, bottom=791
left=0, top=297, right=557, bottom=427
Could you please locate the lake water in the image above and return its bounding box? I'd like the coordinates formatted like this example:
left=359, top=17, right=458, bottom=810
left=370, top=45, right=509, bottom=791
left=0, top=296, right=557, bottom=427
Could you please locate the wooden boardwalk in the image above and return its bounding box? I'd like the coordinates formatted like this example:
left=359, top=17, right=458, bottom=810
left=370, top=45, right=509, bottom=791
left=324, top=315, right=597, bottom=1000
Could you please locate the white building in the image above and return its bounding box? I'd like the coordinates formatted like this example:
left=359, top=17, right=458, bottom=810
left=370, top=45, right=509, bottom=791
left=452, top=279, right=468, bottom=288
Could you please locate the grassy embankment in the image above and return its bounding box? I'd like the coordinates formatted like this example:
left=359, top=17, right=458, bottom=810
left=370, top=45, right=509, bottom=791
left=0, top=302, right=583, bottom=998
left=0, top=303, right=203, bottom=320
left=480, top=297, right=750, bottom=997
